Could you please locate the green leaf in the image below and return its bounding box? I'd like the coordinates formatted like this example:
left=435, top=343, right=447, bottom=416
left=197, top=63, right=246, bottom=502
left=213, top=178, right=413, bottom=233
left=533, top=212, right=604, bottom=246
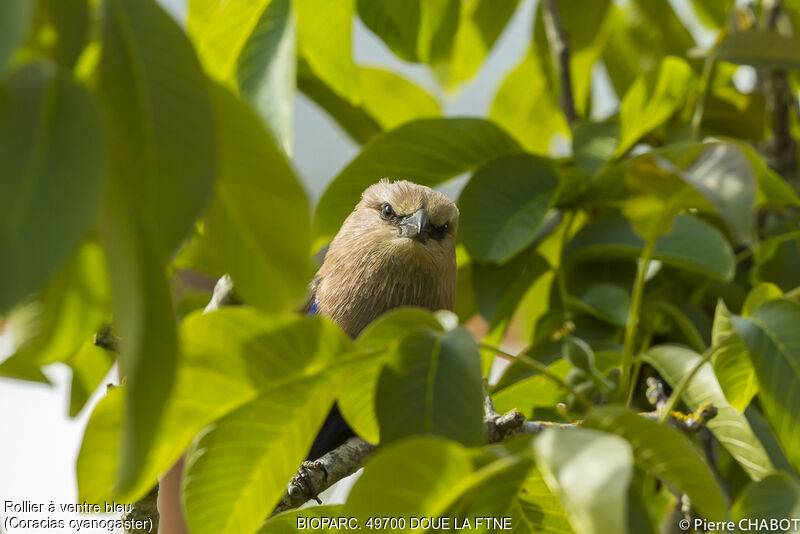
left=601, top=1, right=694, bottom=97
left=443, top=0, right=520, bottom=88
left=680, top=143, right=757, bottom=244
left=702, top=87, right=766, bottom=141
left=565, top=214, right=735, bottom=281
left=356, top=0, right=459, bottom=65
left=339, top=308, right=443, bottom=444
left=206, top=84, right=310, bottom=313
left=492, top=360, right=571, bottom=417
left=616, top=56, right=697, bottom=156
left=183, top=375, right=337, bottom=534
left=472, top=250, right=550, bottom=327
left=77, top=308, right=351, bottom=503
left=506, top=467, right=574, bottom=534
left=716, top=29, right=800, bottom=70
left=732, top=473, right=800, bottom=523
left=77, top=384, right=125, bottom=504
left=0, top=240, right=109, bottom=381
left=312, top=118, right=519, bottom=249
left=570, top=283, right=630, bottom=328
left=261, top=505, right=344, bottom=533
left=490, top=44, right=567, bottom=154
left=376, top=327, right=485, bottom=446
left=97, top=0, right=218, bottom=490
left=459, top=154, right=560, bottom=263
left=583, top=406, right=728, bottom=521
left=99, top=213, right=179, bottom=492
left=742, top=282, right=783, bottom=317
left=0, top=63, right=106, bottom=313
left=0, top=0, right=32, bottom=69
left=30, top=0, right=90, bottom=69
left=297, top=60, right=380, bottom=145
left=99, top=0, right=218, bottom=259
left=711, top=300, right=757, bottom=412
left=534, top=427, right=633, bottom=534
left=299, top=65, right=441, bottom=146
left=296, top=0, right=358, bottom=103
left=344, top=436, right=531, bottom=525
left=572, top=121, right=619, bottom=177
left=188, top=0, right=296, bottom=152
left=357, top=67, right=440, bottom=130
left=68, top=340, right=115, bottom=417
left=689, top=0, right=729, bottom=28
left=644, top=344, right=774, bottom=480
left=732, top=299, right=800, bottom=472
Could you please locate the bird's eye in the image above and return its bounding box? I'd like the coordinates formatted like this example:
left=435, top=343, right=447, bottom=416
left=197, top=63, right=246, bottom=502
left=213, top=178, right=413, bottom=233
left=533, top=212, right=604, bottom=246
left=380, top=203, right=395, bottom=220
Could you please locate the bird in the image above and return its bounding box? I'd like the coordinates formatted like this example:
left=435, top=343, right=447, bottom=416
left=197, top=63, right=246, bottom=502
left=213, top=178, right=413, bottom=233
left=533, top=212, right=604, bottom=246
left=304, top=178, right=459, bottom=460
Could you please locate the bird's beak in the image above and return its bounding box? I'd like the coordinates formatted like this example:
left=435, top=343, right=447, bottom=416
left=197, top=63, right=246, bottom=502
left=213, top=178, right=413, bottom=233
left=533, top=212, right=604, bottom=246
left=400, top=208, right=430, bottom=240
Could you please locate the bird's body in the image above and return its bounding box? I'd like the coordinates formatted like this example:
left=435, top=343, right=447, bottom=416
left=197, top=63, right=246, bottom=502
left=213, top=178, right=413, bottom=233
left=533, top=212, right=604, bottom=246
left=306, top=179, right=459, bottom=458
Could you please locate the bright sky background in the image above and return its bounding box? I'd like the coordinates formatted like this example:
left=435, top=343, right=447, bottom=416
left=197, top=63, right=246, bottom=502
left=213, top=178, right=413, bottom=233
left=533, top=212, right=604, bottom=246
left=0, top=1, right=720, bottom=532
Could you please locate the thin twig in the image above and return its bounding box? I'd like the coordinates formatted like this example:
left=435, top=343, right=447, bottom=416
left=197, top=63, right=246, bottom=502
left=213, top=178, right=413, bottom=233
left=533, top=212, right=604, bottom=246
left=479, top=342, right=592, bottom=408
left=761, top=0, right=798, bottom=186
left=541, top=0, right=578, bottom=125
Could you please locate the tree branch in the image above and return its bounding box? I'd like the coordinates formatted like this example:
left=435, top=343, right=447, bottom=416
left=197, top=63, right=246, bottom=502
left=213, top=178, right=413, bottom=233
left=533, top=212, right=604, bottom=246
left=541, top=0, right=578, bottom=125
left=761, top=0, right=798, bottom=186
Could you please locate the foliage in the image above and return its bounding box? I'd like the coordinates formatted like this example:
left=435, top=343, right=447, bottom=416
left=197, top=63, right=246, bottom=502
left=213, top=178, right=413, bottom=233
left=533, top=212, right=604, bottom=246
left=2, top=0, right=800, bottom=533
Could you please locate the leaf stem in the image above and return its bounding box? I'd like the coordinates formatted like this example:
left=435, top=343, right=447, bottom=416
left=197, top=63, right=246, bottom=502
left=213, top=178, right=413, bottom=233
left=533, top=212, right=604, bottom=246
left=626, top=330, right=653, bottom=407
left=556, top=211, right=576, bottom=319
left=620, top=239, right=656, bottom=401
left=690, top=51, right=716, bottom=140
left=480, top=342, right=592, bottom=409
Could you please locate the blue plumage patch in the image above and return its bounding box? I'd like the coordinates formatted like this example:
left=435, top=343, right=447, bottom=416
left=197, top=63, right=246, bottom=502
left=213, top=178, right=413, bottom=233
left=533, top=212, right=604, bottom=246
left=308, top=299, right=319, bottom=315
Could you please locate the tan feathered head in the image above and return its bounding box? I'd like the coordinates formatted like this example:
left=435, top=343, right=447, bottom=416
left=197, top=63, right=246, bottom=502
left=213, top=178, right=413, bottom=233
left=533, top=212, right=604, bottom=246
left=314, top=179, right=459, bottom=337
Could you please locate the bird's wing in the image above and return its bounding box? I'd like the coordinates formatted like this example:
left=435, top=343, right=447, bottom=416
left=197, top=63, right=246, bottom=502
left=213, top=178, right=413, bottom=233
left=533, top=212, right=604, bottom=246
left=300, top=275, right=320, bottom=315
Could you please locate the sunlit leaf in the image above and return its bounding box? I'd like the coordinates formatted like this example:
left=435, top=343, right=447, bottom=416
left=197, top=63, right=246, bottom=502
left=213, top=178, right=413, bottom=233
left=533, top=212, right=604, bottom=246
left=183, top=375, right=337, bottom=534
left=188, top=0, right=296, bottom=152
left=0, top=240, right=110, bottom=387
left=98, top=0, right=218, bottom=490
left=506, top=467, right=574, bottom=534
left=345, top=436, right=532, bottom=527
left=711, top=300, right=757, bottom=412
left=357, top=0, right=459, bottom=65
left=534, top=427, right=633, bottom=534
left=206, top=84, right=311, bottom=313
left=645, top=344, right=774, bottom=480
left=296, top=0, right=358, bottom=103
left=583, top=406, right=728, bottom=521
left=616, top=56, right=697, bottom=156
left=77, top=309, right=351, bottom=503
left=733, top=299, right=800, bottom=472
left=490, top=37, right=567, bottom=154
left=443, top=0, right=519, bottom=88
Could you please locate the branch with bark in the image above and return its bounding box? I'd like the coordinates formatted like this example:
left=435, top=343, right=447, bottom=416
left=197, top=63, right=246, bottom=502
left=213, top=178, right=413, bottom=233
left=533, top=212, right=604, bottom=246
left=760, top=0, right=798, bottom=186
left=541, top=0, right=578, bottom=125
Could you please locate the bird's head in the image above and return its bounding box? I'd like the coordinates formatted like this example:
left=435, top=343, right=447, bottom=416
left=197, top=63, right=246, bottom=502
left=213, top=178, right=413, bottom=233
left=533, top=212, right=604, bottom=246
left=356, top=179, right=459, bottom=247
left=316, top=180, right=459, bottom=335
